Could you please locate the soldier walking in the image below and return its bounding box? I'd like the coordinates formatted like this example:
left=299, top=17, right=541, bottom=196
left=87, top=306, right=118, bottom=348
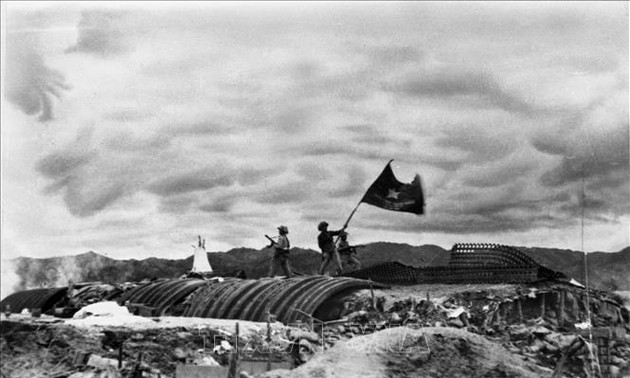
left=268, top=225, right=292, bottom=278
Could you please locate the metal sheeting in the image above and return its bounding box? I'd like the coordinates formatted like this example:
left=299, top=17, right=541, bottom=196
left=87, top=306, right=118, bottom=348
left=184, top=276, right=381, bottom=324
left=449, top=243, right=538, bottom=268
left=0, top=287, right=68, bottom=314
left=344, top=262, right=418, bottom=284
left=345, top=244, right=567, bottom=285
left=117, top=279, right=211, bottom=316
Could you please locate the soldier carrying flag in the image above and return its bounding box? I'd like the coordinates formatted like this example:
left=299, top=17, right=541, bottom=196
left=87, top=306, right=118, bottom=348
left=319, top=160, right=424, bottom=275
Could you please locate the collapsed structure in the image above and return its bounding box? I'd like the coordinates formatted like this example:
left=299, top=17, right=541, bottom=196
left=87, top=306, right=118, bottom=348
left=345, top=243, right=567, bottom=284
left=0, top=276, right=386, bottom=324
left=0, top=243, right=623, bottom=330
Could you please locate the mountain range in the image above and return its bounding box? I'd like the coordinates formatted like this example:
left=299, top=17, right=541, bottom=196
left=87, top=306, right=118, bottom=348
left=7, top=244, right=630, bottom=293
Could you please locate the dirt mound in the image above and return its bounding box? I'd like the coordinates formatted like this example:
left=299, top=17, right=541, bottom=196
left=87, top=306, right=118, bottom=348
left=261, top=327, right=551, bottom=378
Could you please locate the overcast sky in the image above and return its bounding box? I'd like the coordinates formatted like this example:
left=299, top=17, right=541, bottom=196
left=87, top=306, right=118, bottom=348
left=1, top=1, right=628, bottom=260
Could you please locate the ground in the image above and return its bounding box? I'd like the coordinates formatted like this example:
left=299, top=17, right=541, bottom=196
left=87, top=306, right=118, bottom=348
left=1, top=282, right=629, bottom=378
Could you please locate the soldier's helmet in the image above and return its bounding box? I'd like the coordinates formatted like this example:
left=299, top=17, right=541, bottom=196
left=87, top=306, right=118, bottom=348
left=317, top=221, right=329, bottom=231
left=278, top=225, right=289, bottom=234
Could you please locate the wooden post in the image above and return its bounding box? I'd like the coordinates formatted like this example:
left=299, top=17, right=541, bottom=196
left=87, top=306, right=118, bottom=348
left=517, top=299, right=523, bottom=323
left=559, top=291, right=565, bottom=326
left=369, top=280, right=376, bottom=310
left=118, top=345, right=123, bottom=369
left=494, top=307, right=501, bottom=326
left=267, top=310, right=272, bottom=372
left=541, top=294, right=546, bottom=319
left=235, top=322, right=240, bottom=361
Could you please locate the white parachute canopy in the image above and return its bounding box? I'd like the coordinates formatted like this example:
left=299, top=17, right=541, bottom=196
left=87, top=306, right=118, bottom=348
left=191, top=236, right=213, bottom=273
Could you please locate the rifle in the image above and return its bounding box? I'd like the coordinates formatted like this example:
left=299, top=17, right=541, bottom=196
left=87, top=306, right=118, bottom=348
left=264, top=235, right=277, bottom=248
left=339, top=245, right=365, bottom=255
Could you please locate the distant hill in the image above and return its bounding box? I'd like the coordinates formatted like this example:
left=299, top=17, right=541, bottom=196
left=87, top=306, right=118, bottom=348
left=6, top=244, right=630, bottom=293
left=520, top=246, right=630, bottom=291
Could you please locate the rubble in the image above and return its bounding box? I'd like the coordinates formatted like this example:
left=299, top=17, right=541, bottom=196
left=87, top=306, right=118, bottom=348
left=2, top=280, right=629, bottom=377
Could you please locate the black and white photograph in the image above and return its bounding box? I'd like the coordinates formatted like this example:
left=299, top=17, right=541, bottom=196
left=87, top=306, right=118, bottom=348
left=1, top=2, right=629, bottom=377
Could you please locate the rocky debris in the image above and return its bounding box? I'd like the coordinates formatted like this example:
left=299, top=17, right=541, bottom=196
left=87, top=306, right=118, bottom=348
left=2, top=281, right=629, bottom=377
left=286, top=282, right=630, bottom=377
left=259, top=327, right=552, bottom=378
left=0, top=312, right=300, bottom=378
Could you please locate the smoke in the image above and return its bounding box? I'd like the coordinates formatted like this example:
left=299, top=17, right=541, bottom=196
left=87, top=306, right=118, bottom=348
left=10, top=254, right=108, bottom=292
left=66, top=10, right=131, bottom=57
left=1, top=259, right=21, bottom=300
left=5, top=32, right=70, bottom=121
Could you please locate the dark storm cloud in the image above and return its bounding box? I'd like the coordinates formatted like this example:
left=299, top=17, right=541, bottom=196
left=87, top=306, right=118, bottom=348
left=559, top=195, right=611, bottom=218
left=256, top=181, right=313, bottom=204
left=361, top=199, right=573, bottom=235
left=462, top=161, right=536, bottom=188
left=419, top=155, right=466, bottom=172
left=105, top=133, right=171, bottom=152
left=388, top=71, right=535, bottom=115
left=5, top=33, right=70, bottom=121
left=148, top=164, right=280, bottom=199
left=434, top=127, right=513, bottom=165
left=199, top=197, right=235, bottom=213
left=163, top=122, right=236, bottom=137
left=66, top=10, right=132, bottom=56
left=342, top=124, right=406, bottom=146
left=236, top=167, right=281, bottom=186
left=296, top=162, right=330, bottom=183
left=147, top=169, right=236, bottom=197
left=104, top=109, right=150, bottom=122
left=35, top=131, right=132, bottom=217
left=63, top=181, right=128, bottom=217
left=368, top=45, right=424, bottom=65
left=536, top=122, right=629, bottom=188
left=36, top=150, right=95, bottom=178
left=158, top=194, right=198, bottom=214
left=329, top=165, right=368, bottom=198
left=302, top=143, right=348, bottom=157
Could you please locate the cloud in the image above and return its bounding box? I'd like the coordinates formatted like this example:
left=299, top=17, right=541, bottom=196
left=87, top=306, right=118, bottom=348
left=158, top=194, right=199, bottom=214
left=368, top=45, right=424, bottom=65
left=147, top=168, right=235, bottom=197
left=342, top=124, right=412, bottom=147
left=36, top=149, right=95, bottom=178
left=37, top=141, right=129, bottom=216
left=163, top=122, right=236, bottom=137
left=328, top=165, right=368, bottom=198
left=66, top=10, right=133, bottom=56
left=535, top=96, right=629, bottom=188
left=7, top=3, right=628, bottom=257
left=35, top=129, right=152, bottom=217
left=461, top=159, right=536, bottom=188
left=5, top=32, right=70, bottom=121
left=433, top=126, right=515, bottom=168
left=387, top=69, right=536, bottom=115
left=199, top=196, right=235, bottom=213
left=296, top=162, right=330, bottom=183
left=256, top=181, right=314, bottom=204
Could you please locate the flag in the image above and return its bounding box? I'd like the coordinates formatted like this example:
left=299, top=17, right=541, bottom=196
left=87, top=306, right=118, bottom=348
left=361, top=161, right=425, bottom=214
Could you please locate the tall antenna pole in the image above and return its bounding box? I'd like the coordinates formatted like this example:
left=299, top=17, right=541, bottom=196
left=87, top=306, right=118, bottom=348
left=581, top=165, right=599, bottom=377
left=580, top=173, right=591, bottom=302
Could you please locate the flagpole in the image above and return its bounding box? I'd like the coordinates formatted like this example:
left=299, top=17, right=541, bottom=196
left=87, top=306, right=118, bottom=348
left=335, top=160, right=394, bottom=242
left=342, top=199, right=362, bottom=229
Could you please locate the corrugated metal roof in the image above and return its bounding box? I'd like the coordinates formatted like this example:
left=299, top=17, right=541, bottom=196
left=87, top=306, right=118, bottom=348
left=2, top=276, right=383, bottom=324
left=117, top=278, right=211, bottom=316
left=1, top=287, right=68, bottom=314
left=184, top=276, right=380, bottom=324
